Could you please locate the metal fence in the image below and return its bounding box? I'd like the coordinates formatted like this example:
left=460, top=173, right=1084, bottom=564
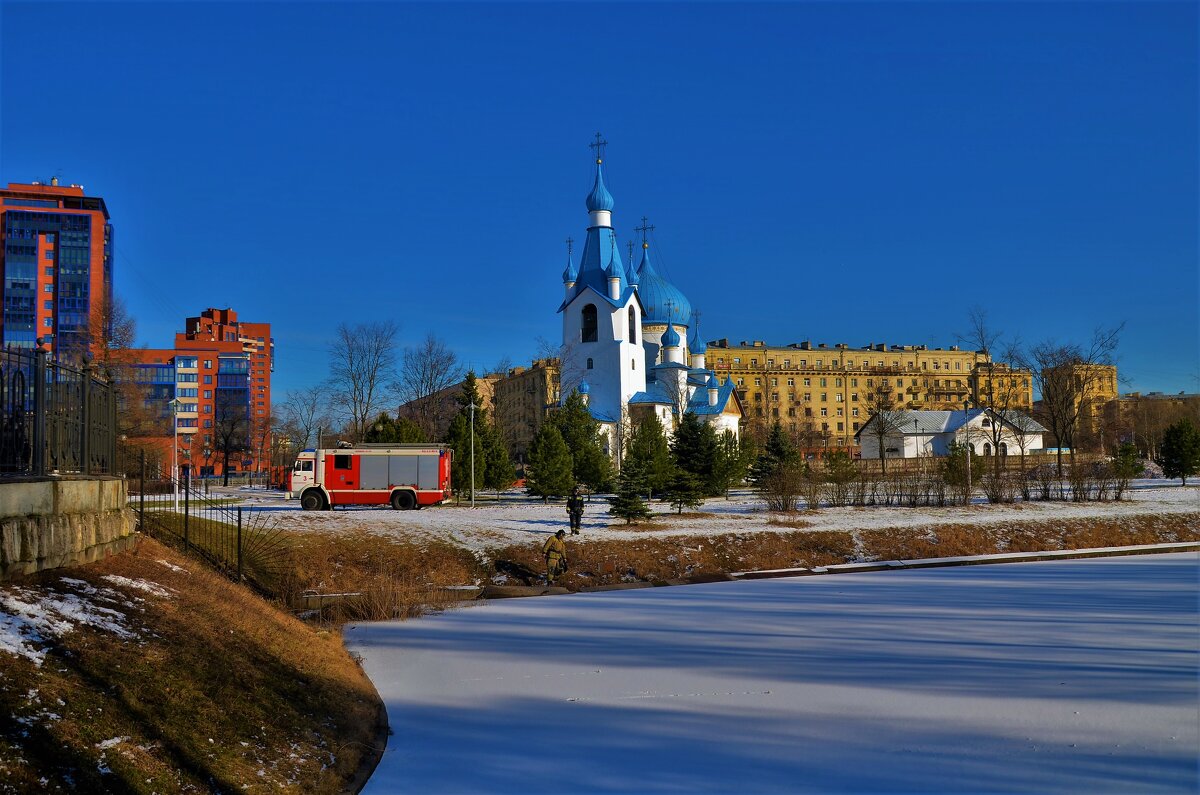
left=0, top=346, right=117, bottom=477
left=130, top=452, right=289, bottom=595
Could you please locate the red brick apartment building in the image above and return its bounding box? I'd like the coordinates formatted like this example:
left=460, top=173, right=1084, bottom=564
left=128, top=308, right=274, bottom=480
left=1, top=179, right=113, bottom=360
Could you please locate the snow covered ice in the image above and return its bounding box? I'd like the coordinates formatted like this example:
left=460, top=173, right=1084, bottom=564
left=347, top=552, right=1199, bottom=793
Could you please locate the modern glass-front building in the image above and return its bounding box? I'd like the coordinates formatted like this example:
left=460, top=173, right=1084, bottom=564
left=1, top=179, right=113, bottom=361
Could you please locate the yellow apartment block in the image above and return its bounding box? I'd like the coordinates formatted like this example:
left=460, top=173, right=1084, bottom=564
left=493, top=358, right=561, bottom=462
left=706, top=339, right=1033, bottom=449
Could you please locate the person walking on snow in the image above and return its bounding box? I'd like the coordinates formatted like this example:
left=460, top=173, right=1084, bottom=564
left=566, top=486, right=585, bottom=535
left=543, top=529, right=568, bottom=585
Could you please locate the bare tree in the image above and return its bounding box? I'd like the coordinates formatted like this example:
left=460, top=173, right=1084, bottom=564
left=282, top=385, right=332, bottom=449
left=1011, top=325, right=1122, bottom=475
left=394, top=332, right=463, bottom=439
left=328, top=321, right=399, bottom=442
left=957, top=308, right=1028, bottom=474
left=213, top=389, right=250, bottom=486
left=862, top=371, right=911, bottom=473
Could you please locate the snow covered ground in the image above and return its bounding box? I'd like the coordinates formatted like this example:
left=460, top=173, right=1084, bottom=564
left=237, top=481, right=1199, bottom=556
left=346, top=552, right=1199, bottom=794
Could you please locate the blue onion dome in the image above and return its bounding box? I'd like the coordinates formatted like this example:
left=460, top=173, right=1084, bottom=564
left=689, top=316, right=707, bottom=354
left=578, top=380, right=591, bottom=395
left=585, top=164, right=615, bottom=213
left=562, top=258, right=578, bottom=284
left=626, top=260, right=640, bottom=287
left=662, top=321, right=681, bottom=348
left=706, top=373, right=720, bottom=389
left=636, top=245, right=693, bottom=325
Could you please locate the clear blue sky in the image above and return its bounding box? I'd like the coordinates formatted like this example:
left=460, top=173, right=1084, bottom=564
left=2, top=1, right=1196, bottom=398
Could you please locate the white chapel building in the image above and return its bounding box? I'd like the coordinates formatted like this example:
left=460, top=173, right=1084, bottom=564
left=557, top=138, right=741, bottom=454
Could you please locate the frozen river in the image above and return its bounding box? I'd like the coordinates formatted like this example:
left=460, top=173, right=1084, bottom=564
left=347, top=552, right=1199, bottom=793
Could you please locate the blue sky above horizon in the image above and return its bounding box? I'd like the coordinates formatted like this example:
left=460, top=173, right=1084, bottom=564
left=2, top=1, right=1196, bottom=398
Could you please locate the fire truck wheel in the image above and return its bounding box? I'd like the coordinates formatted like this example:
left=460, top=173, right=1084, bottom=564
left=300, top=490, right=324, bottom=511
left=391, top=490, right=416, bottom=510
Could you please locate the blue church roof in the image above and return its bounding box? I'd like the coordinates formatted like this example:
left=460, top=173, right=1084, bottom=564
left=585, top=164, right=614, bottom=212
left=636, top=244, right=692, bottom=326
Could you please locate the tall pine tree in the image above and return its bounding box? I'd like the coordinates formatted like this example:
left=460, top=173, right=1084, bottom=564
left=608, top=456, right=653, bottom=524
left=1158, top=418, right=1200, bottom=485
left=749, top=421, right=797, bottom=488
left=526, top=423, right=574, bottom=500
left=626, top=413, right=673, bottom=497
left=553, top=391, right=613, bottom=491
left=671, top=411, right=718, bottom=495
left=711, top=430, right=752, bottom=498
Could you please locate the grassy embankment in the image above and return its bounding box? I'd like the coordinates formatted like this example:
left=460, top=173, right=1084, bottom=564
left=270, top=508, right=1200, bottom=611
left=0, top=537, right=379, bottom=793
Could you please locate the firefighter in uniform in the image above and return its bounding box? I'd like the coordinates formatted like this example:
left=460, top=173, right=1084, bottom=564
left=543, top=529, right=567, bottom=585
left=566, top=486, right=585, bottom=535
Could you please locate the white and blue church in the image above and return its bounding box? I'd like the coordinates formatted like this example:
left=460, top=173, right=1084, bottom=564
left=557, top=137, right=742, bottom=454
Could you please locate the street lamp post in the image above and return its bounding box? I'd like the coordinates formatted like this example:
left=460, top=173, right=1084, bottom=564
left=168, top=397, right=183, bottom=512
left=963, top=399, right=972, bottom=506
left=468, top=402, right=478, bottom=508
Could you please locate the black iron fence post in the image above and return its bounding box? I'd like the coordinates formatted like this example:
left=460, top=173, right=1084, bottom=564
left=139, top=449, right=146, bottom=531
left=32, top=345, right=47, bottom=476
left=81, top=357, right=92, bottom=476
left=183, top=473, right=190, bottom=552
left=236, top=507, right=243, bottom=581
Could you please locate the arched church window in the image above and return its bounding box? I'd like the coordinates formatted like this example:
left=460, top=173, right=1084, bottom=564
left=999, top=442, right=1008, bottom=456
left=628, top=306, right=637, bottom=344
left=587, top=358, right=594, bottom=370
left=983, top=442, right=992, bottom=456
left=581, top=305, right=598, bottom=343
left=631, top=359, right=636, bottom=370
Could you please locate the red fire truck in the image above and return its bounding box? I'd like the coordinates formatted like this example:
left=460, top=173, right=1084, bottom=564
left=287, top=444, right=452, bottom=510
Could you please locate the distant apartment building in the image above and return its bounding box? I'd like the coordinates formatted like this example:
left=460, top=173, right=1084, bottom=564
left=397, top=375, right=499, bottom=443
left=705, top=339, right=1033, bottom=450
left=127, top=308, right=273, bottom=478
left=492, top=359, right=561, bottom=462
left=1, top=179, right=113, bottom=360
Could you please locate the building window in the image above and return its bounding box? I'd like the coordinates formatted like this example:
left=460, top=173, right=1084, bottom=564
left=586, top=358, right=594, bottom=370
left=203, top=360, right=212, bottom=369
left=43, top=318, right=52, bottom=327
left=820, top=408, right=827, bottom=416
left=803, top=378, right=811, bottom=387
left=204, top=375, right=212, bottom=384
left=852, top=408, right=859, bottom=417
left=820, top=378, right=827, bottom=387
left=837, top=422, right=844, bottom=431
left=771, top=378, right=778, bottom=386
left=44, top=284, right=53, bottom=293
left=44, top=267, right=53, bottom=276
left=581, top=304, right=598, bottom=343
left=787, top=378, right=794, bottom=386
left=754, top=378, right=762, bottom=386
left=631, top=359, right=636, bottom=370
left=43, top=300, right=52, bottom=310
left=628, top=306, right=637, bottom=343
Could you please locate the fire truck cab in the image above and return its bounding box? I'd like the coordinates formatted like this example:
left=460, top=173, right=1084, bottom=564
left=287, top=444, right=452, bottom=511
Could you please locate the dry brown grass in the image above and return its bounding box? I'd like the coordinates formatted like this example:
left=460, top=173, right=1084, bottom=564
left=274, top=529, right=485, bottom=622
left=0, top=537, right=378, bottom=793
left=492, top=513, right=1199, bottom=589
left=858, top=514, right=1200, bottom=561
left=492, top=530, right=857, bottom=587
left=767, top=516, right=815, bottom=530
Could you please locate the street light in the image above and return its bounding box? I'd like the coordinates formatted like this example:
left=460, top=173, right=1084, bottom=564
left=963, top=399, right=972, bottom=506
left=168, top=397, right=183, bottom=512
left=468, top=402, right=478, bottom=508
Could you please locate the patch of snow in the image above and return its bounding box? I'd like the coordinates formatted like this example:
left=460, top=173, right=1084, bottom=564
left=95, top=736, right=129, bottom=751
left=100, top=575, right=174, bottom=599
left=155, top=559, right=189, bottom=574
left=250, top=484, right=1200, bottom=556
left=1, top=585, right=138, bottom=666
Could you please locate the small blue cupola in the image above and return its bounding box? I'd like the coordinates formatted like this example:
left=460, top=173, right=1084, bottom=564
left=662, top=320, right=681, bottom=348
left=586, top=163, right=614, bottom=213
left=562, top=242, right=578, bottom=285
left=578, top=380, right=591, bottom=395
left=706, top=373, right=720, bottom=390
left=627, top=255, right=640, bottom=288
left=689, top=313, right=707, bottom=354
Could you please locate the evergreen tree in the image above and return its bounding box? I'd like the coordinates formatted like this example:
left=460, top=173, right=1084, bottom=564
left=664, top=469, right=705, bottom=514
left=711, top=430, right=752, bottom=498
left=626, top=413, right=673, bottom=497
left=1112, top=442, right=1143, bottom=500
left=671, top=411, right=718, bottom=494
left=1157, top=418, right=1200, bottom=485
left=553, top=391, right=614, bottom=491
left=443, top=413, right=483, bottom=496
left=363, top=412, right=425, bottom=444
left=749, top=421, right=798, bottom=488
left=482, top=423, right=516, bottom=494
left=526, top=423, right=574, bottom=500
left=608, top=456, right=653, bottom=524
left=442, top=371, right=506, bottom=498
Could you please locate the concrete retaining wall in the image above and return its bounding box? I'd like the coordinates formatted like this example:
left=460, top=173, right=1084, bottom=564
left=0, top=478, right=136, bottom=580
